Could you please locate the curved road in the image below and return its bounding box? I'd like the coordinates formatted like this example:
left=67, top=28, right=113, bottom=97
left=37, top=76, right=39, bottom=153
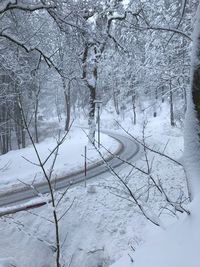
left=0, top=131, right=140, bottom=208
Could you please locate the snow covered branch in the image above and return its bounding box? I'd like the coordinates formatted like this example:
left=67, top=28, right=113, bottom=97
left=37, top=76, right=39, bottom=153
left=116, top=122, right=183, bottom=166
left=91, top=139, right=162, bottom=227
left=0, top=0, right=55, bottom=14
left=130, top=25, right=191, bottom=41
left=0, top=31, right=73, bottom=79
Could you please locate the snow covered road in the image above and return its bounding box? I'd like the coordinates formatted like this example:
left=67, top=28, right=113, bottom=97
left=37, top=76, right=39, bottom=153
left=0, top=131, right=140, bottom=208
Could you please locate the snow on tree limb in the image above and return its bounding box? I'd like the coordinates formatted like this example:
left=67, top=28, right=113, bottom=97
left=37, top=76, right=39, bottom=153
left=0, top=31, right=74, bottom=79
left=130, top=25, right=192, bottom=41
left=0, top=0, right=55, bottom=14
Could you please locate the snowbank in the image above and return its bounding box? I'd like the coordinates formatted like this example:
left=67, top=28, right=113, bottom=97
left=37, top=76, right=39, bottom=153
left=111, top=197, right=200, bottom=267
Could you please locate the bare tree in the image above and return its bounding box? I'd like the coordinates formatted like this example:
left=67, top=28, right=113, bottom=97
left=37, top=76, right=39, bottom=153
left=16, top=93, right=74, bottom=267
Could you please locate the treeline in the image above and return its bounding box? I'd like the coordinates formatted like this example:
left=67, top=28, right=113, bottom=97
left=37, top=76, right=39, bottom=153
left=0, top=0, right=197, bottom=153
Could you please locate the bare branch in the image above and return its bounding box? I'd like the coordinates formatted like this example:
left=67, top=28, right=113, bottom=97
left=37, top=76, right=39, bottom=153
left=83, top=130, right=161, bottom=226
left=0, top=0, right=55, bottom=15
left=116, top=121, right=183, bottom=166
left=166, top=0, right=188, bottom=45
left=129, top=24, right=191, bottom=41
left=58, top=198, right=75, bottom=222
left=0, top=31, right=73, bottom=79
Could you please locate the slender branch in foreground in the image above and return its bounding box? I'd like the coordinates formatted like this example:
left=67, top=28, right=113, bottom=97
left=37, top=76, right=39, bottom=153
left=3, top=215, right=56, bottom=251
left=82, top=129, right=161, bottom=227
left=17, top=94, right=72, bottom=267
left=116, top=121, right=183, bottom=166
left=42, top=120, right=74, bottom=166
left=84, top=126, right=190, bottom=219
left=98, top=136, right=189, bottom=215
left=58, top=198, right=75, bottom=222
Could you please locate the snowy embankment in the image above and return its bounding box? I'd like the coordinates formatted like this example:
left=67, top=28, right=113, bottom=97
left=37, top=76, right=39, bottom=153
left=111, top=197, right=200, bottom=267
left=109, top=105, right=197, bottom=267
left=0, top=126, right=118, bottom=193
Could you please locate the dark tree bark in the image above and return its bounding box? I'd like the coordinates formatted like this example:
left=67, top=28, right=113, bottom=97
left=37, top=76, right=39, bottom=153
left=82, top=45, right=97, bottom=144
left=161, top=86, right=165, bottom=103
left=113, top=87, right=120, bottom=115
left=132, top=94, right=136, bottom=125
left=170, top=80, right=175, bottom=126
left=184, top=5, right=200, bottom=200
left=64, top=81, right=71, bottom=132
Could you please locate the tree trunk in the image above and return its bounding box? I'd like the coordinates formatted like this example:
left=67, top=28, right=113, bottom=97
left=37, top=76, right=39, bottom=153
left=161, top=86, right=165, bottom=103
left=34, top=97, right=39, bottom=143
left=64, top=82, right=71, bottom=132
left=21, top=126, right=26, bottom=148
left=88, top=85, right=96, bottom=144
left=170, top=80, right=175, bottom=126
left=132, top=94, right=136, bottom=125
left=34, top=86, right=41, bottom=144
left=184, top=4, right=200, bottom=200
left=0, top=104, right=10, bottom=154
left=113, top=86, right=120, bottom=115
left=82, top=45, right=97, bottom=144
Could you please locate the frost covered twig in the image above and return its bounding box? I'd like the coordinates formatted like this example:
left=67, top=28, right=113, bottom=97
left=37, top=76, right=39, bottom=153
left=58, top=197, right=75, bottom=222
left=0, top=0, right=55, bottom=14
left=99, top=129, right=189, bottom=215
left=16, top=95, right=73, bottom=267
left=3, top=215, right=56, bottom=251
left=85, top=135, right=162, bottom=227
left=116, top=121, right=183, bottom=166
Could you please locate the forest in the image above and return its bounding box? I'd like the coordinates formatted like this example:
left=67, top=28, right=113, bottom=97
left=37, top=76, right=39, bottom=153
left=0, top=0, right=200, bottom=267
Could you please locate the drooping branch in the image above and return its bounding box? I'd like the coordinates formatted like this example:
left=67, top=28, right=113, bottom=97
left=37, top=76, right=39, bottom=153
left=0, top=0, right=55, bottom=14
left=44, top=7, right=85, bottom=32
left=166, top=0, right=188, bottom=44
left=105, top=9, right=142, bottom=52
left=116, top=121, right=183, bottom=166
left=89, top=142, right=162, bottom=226
left=0, top=31, right=72, bottom=78
left=130, top=25, right=191, bottom=41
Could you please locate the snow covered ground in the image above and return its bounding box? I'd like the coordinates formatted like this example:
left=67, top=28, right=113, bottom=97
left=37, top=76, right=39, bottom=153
left=0, top=106, right=190, bottom=267
left=111, top=197, right=200, bottom=267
